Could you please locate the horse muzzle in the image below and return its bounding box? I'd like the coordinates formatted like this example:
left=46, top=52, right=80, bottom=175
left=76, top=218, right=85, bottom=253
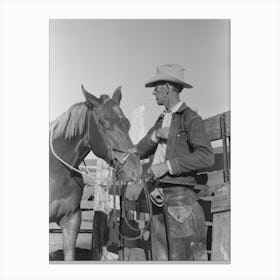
left=109, top=147, right=142, bottom=183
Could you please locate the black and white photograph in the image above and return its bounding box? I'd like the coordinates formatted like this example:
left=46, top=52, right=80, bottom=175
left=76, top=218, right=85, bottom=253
left=49, top=19, right=230, bottom=262
left=1, top=0, right=280, bottom=279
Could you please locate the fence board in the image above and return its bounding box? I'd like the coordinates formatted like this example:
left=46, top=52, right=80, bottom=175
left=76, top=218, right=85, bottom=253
left=204, top=111, right=230, bottom=141
left=211, top=183, right=230, bottom=213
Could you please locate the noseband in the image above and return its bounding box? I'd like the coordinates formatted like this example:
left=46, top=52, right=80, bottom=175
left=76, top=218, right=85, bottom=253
left=107, top=146, right=138, bottom=181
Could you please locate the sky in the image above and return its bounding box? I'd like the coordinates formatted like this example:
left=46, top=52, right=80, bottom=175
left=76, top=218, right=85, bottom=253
left=50, top=19, right=230, bottom=136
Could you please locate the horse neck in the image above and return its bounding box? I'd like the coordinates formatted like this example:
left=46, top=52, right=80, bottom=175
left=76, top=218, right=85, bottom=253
left=50, top=135, right=89, bottom=171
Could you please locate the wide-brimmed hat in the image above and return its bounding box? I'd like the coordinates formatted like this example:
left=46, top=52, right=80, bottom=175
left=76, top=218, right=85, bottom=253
left=145, top=63, right=193, bottom=88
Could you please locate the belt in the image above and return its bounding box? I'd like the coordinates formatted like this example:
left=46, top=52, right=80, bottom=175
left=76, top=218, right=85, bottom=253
left=159, top=183, right=193, bottom=190
left=159, top=184, right=198, bottom=199
left=150, top=183, right=197, bottom=207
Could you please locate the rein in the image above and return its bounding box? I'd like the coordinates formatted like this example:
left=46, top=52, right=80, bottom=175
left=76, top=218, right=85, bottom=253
left=49, top=125, right=96, bottom=180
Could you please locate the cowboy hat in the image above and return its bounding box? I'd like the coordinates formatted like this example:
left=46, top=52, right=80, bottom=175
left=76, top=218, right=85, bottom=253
left=145, top=63, right=193, bottom=88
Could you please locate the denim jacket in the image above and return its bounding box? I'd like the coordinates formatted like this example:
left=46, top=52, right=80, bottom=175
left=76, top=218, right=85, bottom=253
left=137, top=103, right=215, bottom=186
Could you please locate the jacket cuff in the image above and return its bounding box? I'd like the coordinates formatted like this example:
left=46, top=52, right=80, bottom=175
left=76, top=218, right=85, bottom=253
left=168, top=158, right=181, bottom=175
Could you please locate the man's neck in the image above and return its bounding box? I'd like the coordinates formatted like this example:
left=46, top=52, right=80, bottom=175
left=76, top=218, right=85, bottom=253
left=165, top=96, right=181, bottom=111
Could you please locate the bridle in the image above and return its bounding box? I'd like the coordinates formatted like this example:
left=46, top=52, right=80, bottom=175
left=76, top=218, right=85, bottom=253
left=91, top=99, right=153, bottom=241
left=89, top=98, right=139, bottom=181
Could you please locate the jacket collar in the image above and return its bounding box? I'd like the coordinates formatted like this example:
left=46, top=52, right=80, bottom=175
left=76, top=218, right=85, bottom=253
left=165, top=101, right=184, bottom=114
left=157, top=102, right=188, bottom=121
left=175, top=102, right=188, bottom=113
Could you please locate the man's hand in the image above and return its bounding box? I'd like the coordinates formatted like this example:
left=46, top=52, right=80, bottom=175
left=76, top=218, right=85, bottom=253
left=147, top=162, right=169, bottom=179
left=156, top=127, right=170, bottom=140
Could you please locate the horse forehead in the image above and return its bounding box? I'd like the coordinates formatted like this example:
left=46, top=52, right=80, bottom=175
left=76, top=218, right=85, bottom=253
left=112, top=105, right=125, bottom=117
left=102, top=102, right=123, bottom=120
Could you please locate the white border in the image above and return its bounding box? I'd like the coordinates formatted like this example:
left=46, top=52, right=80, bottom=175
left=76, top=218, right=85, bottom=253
left=1, top=0, right=279, bottom=280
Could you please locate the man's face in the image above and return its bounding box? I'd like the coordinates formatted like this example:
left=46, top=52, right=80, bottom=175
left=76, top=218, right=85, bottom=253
left=153, top=83, right=169, bottom=106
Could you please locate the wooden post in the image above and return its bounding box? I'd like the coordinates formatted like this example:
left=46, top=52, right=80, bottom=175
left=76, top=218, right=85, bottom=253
left=211, top=212, right=230, bottom=261
left=220, top=114, right=230, bottom=183
left=211, top=183, right=230, bottom=261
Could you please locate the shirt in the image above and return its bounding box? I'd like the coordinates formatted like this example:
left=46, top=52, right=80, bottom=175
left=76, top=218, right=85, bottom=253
left=152, top=101, right=184, bottom=173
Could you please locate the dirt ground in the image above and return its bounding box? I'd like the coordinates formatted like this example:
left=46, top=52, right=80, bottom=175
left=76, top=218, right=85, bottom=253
left=49, top=226, right=93, bottom=259
left=49, top=222, right=93, bottom=260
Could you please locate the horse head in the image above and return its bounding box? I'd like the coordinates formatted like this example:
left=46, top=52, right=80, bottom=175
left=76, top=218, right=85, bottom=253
left=82, top=85, right=142, bottom=183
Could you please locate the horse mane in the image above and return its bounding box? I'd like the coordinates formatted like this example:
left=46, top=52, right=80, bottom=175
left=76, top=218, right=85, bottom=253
left=50, top=102, right=89, bottom=140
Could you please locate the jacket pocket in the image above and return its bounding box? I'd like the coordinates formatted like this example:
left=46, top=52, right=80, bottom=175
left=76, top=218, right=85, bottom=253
left=175, top=131, right=191, bottom=155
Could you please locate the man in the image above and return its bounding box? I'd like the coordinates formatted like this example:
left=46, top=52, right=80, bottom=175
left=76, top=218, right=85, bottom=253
left=137, top=63, right=214, bottom=261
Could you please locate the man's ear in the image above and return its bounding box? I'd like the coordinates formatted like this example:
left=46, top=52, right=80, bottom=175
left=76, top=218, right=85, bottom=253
left=165, top=83, right=171, bottom=94
left=81, top=84, right=101, bottom=109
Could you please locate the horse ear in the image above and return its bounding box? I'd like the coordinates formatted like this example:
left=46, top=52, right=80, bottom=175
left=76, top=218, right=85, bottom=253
left=81, top=84, right=100, bottom=108
left=112, top=86, right=122, bottom=105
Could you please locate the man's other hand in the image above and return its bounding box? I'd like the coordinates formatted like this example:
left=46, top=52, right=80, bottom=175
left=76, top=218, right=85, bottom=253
left=156, top=127, right=170, bottom=140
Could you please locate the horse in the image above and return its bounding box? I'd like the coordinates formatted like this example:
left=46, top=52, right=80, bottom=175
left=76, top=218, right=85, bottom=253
left=49, top=85, right=142, bottom=261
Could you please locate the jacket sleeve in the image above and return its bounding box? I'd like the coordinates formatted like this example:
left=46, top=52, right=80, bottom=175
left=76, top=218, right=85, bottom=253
left=168, top=115, right=215, bottom=175
left=136, top=126, right=158, bottom=160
